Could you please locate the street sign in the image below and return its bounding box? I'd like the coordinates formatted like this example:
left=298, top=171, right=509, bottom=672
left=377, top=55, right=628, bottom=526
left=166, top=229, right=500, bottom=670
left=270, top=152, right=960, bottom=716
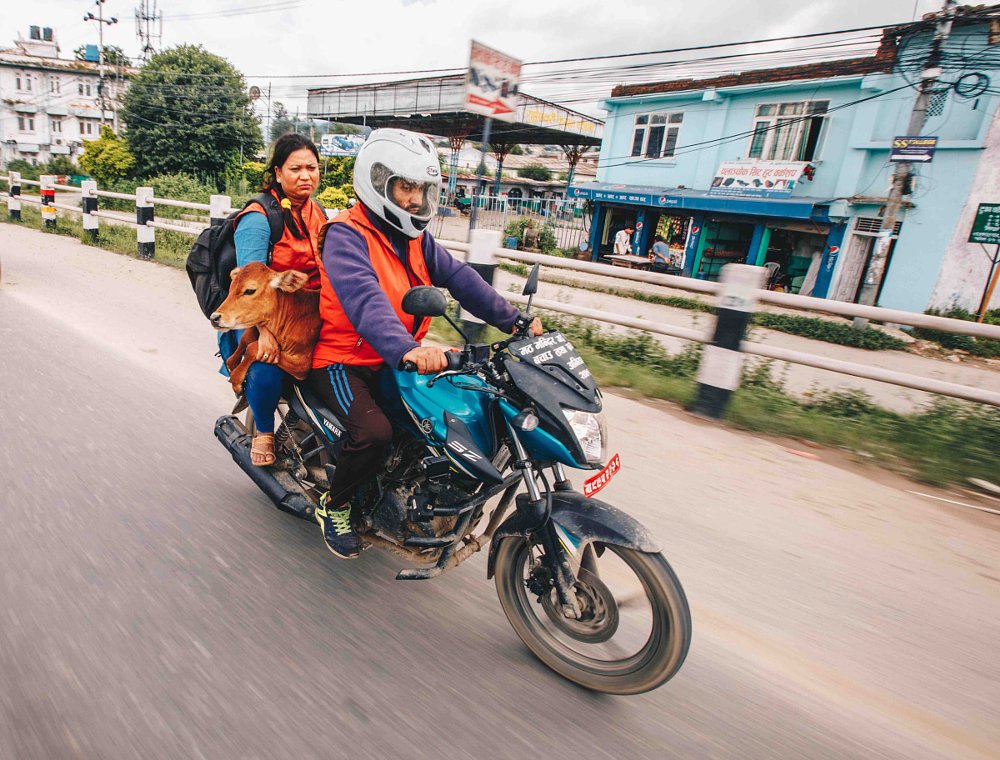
left=969, top=202, right=1000, bottom=244
left=890, top=136, right=938, bottom=162
left=465, top=41, right=521, bottom=123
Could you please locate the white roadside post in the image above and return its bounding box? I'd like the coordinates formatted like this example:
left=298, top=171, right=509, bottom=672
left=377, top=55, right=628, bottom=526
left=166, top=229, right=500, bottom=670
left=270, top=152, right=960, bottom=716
left=691, top=263, right=767, bottom=419
left=7, top=171, right=21, bottom=221
left=461, top=228, right=501, bottom=342
left=135, top=186, right=155, bottom=259
left=81, top=180, right=99, bottom=242
left=210, top=194, right=231, bottom=227
left=40, top=174, right=56, bottom=229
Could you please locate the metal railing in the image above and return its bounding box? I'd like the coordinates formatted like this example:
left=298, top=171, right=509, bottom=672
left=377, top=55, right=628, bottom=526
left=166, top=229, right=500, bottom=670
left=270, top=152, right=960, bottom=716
left=2, top=173, right=997, bottom=408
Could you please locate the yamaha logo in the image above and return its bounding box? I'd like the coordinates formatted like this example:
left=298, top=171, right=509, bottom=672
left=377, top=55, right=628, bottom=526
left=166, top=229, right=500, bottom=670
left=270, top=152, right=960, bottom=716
left=420, top=418, right=434, bottom=434
left=427, top=166, right=440, bottom=177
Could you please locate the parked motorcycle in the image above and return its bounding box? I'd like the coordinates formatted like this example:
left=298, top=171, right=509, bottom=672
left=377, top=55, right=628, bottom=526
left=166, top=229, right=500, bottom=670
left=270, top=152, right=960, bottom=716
left=215, top=265, right=691, bottom=694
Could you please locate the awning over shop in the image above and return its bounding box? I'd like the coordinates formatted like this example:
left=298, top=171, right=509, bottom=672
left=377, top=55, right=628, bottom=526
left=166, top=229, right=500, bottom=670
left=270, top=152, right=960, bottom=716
left=46, top=106, right=69, bottom=117
left=14, top=103, right=37, bottom=114
left=569, top=181, right=834, bottom=223
left=49, top=144, right=70, bottom=155
left=17, top=143, right=40, bottom=153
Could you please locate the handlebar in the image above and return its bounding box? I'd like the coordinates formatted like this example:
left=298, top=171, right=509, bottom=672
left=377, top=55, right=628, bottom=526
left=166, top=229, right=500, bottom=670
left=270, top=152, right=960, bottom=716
left=400, top=350, right=465, bottom=373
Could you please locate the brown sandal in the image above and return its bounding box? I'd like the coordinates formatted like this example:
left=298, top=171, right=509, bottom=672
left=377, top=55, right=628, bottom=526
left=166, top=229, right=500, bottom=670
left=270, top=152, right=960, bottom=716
left=250, top=433, right=276, bottom=467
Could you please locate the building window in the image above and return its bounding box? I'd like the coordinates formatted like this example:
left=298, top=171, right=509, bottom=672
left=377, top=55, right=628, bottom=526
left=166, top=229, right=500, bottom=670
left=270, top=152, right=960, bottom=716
left=17, top=115, right=35, bottom=132
left=747, top=100, right=829, bottom=161
left=630, top=112, right=684, bottom=159
left=16, top=75, right=22, bottom=90
left=79, top=119, right=96, bottom=136
left=78, top=82, right=92, bottom=97
left=49, top=77, right=60, bottom=94
left=50, top=119, right=62, bottom=133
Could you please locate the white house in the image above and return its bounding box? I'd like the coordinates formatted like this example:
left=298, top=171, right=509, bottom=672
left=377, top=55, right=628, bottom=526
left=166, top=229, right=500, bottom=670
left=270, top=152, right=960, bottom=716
left=0, top=26, right=130, bottom=167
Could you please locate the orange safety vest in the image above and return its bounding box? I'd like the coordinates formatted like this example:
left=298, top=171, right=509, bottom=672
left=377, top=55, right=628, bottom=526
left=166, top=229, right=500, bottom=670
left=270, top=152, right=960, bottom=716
left=312, top=204, right=431, bottom=368
left=237, top=189, right=325, bottom=289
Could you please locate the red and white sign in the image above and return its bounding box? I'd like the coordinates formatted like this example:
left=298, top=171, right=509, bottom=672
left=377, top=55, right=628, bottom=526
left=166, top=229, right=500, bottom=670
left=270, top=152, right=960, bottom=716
left=466, top=40, right=521, bottom=123
left=583, top=453, right=621, bottom=498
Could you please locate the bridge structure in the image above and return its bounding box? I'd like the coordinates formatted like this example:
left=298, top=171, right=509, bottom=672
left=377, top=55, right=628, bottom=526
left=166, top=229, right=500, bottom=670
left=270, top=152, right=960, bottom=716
left=306, top=73, right=603, bottom=199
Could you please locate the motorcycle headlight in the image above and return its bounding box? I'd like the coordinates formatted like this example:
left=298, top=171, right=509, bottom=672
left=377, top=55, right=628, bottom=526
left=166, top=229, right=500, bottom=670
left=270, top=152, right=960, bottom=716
left=562, top=409, right=607, bottom=465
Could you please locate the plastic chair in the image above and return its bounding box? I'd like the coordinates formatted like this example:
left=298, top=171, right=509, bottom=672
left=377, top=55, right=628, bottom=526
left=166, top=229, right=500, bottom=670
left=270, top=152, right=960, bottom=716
left=763, top=261, right=781, bottom=289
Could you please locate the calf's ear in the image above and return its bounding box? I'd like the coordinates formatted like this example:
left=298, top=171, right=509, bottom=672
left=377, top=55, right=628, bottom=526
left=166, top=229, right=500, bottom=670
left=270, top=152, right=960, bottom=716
left=231, top=266, right=243, bottom=278
left=271, top=269, right=309, bottom=292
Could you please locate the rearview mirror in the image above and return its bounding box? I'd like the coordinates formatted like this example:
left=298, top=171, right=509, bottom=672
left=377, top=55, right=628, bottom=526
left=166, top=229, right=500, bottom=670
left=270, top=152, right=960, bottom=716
left=401, top=286, right=447, bottom=318
left=522, top=264, right=540, bottom=297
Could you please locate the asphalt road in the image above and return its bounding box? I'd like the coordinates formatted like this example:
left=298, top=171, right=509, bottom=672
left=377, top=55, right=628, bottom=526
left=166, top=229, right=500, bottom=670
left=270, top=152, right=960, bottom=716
left=1, top=224, right=999, bottom=759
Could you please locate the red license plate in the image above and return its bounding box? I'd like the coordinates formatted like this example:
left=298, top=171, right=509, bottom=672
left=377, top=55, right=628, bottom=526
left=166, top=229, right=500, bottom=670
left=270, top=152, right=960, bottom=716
left=583, top=454, right=621, bottom=497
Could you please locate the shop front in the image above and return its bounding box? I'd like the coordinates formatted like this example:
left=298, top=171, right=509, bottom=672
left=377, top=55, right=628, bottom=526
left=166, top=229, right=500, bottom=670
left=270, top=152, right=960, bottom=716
left=570, top=181, right=845, bottom=297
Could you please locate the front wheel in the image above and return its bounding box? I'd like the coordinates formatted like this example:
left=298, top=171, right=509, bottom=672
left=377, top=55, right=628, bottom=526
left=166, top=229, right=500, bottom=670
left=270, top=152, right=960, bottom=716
left=494, top=538, right=691, bottom=695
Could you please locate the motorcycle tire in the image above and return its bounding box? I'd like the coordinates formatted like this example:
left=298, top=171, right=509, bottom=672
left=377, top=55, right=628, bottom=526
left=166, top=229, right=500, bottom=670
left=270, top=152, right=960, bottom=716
left=494, top=537, right=691, bottom=695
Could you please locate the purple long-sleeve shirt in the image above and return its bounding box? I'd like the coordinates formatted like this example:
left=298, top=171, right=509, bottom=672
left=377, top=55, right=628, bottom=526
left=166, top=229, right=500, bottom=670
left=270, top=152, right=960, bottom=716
left=322, top=210, right=520, bottom=369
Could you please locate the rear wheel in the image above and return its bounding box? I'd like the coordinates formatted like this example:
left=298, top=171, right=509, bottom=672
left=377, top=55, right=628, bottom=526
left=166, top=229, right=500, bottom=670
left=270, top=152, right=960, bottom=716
left=494, top=537, right=691, bottom=695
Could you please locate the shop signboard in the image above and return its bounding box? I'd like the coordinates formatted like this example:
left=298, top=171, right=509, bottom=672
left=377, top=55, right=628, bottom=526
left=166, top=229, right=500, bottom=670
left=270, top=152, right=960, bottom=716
left=570, top=184, right=681, bottom=206
left=466, top=41, right=521, bottom=122
left=969, top=202, right=1000, bottom=245
left=890, top=136, right=938, bottom=163
left=708, top=161, right=808, bottom=199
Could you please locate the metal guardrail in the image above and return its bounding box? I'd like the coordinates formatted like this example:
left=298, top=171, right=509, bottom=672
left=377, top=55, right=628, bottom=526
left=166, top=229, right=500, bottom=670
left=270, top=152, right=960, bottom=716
left=2, top=175, right=997, bottom=408
left=474, top=246, right=1000, bottom=341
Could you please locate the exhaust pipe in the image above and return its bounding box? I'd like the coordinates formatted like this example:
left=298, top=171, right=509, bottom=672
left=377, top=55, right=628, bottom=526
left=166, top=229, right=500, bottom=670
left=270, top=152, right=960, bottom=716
left=214, top=415, right=314, bottom=521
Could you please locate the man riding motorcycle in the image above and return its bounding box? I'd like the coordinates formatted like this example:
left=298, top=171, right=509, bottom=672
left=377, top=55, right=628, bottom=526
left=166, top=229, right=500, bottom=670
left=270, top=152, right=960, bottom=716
left=308, top=128, right=541, bottom=558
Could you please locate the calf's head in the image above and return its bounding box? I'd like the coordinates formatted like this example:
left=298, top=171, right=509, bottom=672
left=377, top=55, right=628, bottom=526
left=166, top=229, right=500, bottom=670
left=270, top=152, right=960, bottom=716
left=209, top=262, right=309, bottom=331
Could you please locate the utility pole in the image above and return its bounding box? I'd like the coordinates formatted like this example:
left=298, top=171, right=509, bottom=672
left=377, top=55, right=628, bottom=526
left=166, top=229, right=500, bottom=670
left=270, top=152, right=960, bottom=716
left=84, top=0, right=119, bottom=128
left=854, top=0, right=956, bottom=325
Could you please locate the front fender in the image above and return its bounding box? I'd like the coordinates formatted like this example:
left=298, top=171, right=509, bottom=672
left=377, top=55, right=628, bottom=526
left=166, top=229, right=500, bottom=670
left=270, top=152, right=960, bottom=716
left=486, top=490, right=661, bottom=578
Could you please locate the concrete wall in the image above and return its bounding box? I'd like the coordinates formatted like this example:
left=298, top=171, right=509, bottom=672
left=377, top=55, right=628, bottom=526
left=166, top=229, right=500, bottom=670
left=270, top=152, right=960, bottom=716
left=928, top=105, right=1000, bottom=313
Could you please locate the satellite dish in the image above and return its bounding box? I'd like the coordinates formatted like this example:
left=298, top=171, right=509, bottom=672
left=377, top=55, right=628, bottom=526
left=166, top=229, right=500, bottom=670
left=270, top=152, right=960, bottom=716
left=249, top=86, right=261, bottom=101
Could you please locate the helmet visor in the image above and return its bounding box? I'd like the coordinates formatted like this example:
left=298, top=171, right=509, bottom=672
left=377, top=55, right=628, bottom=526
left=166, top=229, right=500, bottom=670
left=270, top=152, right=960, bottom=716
left=385, top=175, right=439, bottom=220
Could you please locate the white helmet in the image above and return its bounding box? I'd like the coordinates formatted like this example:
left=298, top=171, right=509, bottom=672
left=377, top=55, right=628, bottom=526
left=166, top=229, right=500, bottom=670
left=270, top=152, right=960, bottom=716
left=353, top=128, right=441, bottom=238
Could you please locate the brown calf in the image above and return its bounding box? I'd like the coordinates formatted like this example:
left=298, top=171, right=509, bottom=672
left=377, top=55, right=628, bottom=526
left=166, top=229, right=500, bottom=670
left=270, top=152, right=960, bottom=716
left=210, top=262, right=321, bottom=394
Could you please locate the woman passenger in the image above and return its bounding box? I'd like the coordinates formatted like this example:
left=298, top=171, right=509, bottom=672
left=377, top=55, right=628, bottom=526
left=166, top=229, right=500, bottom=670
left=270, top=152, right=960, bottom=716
left=223, top=133, right=325, bottom=466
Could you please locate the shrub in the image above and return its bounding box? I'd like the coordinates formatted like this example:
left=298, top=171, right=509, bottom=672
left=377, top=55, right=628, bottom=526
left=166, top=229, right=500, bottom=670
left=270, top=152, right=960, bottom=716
left=79, top=126, right=135, bottom=185
left=317, top=186, right=349, bottom=210
left=241, top=161, right=265, bottom=191
left=753, top=313, right=907, bottom=351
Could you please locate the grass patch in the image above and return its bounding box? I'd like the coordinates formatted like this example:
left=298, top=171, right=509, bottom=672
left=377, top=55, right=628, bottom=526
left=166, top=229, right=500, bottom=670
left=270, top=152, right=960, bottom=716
left=911, top=307, right=1000, bottom=358
left=1, top=203, right=192, bottom=268
left=429, top=310, right=998, bottom=486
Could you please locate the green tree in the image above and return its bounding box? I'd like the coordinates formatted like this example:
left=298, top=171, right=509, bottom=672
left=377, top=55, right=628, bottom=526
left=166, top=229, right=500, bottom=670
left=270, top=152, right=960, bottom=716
left=508, top=144, right=524, bottom=155
left=79, top=126, right=136, bottom=184
left=269, top=102, right=295, bottom=142
left=121, top=45, right=260, bottom=183
left=241, top=161, right=266, bottom=190
left=74, top=44, right=131, bottom=68
left=518, top=163, right=552, bottom=181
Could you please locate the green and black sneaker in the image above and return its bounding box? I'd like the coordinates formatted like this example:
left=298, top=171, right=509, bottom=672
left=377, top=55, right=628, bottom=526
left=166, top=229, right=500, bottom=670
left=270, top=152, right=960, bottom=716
left=315, top=492, right=361, bottom=559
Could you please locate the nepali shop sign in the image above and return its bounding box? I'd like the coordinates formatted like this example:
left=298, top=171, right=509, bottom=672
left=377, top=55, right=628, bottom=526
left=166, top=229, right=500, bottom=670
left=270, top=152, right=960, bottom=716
left=466, top=41, right=521, bottom=123
left=569, top=183, right=681, bottom=207
left=890, top=136, right=938, bottom=163
left=708, top=161, right=809, bottom=199
left=969, top=202, right=1000, bottom=245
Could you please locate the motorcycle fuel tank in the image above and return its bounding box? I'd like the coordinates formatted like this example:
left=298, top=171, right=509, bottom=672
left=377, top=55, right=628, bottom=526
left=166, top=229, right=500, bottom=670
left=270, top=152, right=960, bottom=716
left=388, top=370, right=503, bottom=483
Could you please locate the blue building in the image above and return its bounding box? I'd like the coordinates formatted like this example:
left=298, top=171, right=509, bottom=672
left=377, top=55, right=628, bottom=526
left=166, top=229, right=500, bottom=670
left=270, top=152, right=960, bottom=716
left=572, top=14, right=1000, bottom=313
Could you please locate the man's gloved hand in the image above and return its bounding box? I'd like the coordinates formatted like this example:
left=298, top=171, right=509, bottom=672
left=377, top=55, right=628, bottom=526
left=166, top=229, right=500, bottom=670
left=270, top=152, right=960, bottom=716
left=512, top=316, right=544, bottom=336
left=402, top=346, right=449, bottom=374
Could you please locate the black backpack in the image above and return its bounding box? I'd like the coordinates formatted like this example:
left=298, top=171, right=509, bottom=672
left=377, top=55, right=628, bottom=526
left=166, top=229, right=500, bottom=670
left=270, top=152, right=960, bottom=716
left=185, top=193, right=285, bottom=319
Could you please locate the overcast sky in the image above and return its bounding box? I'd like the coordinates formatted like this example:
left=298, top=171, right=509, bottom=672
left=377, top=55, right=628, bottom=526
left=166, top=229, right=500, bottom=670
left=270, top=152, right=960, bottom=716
left=2, top=0, right=943, bottom=114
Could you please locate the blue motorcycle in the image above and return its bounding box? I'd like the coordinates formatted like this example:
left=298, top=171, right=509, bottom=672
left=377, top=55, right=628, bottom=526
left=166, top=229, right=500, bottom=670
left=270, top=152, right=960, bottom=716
left=215, top=265, right=691, bottom=694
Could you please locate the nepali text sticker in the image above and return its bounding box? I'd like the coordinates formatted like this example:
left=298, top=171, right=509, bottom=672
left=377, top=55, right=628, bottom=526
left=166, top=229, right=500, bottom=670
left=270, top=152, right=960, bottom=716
left=583, top=453, right=621, bottom=498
